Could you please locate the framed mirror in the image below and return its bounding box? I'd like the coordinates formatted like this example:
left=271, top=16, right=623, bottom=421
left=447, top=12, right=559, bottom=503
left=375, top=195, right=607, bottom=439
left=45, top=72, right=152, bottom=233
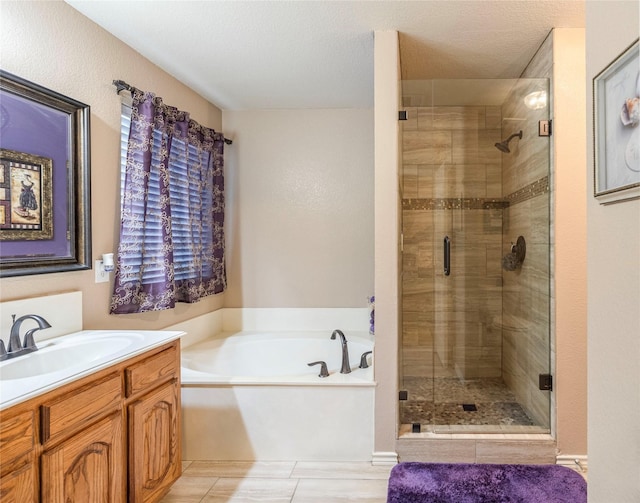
left=0, top=70, right=91, bottom=277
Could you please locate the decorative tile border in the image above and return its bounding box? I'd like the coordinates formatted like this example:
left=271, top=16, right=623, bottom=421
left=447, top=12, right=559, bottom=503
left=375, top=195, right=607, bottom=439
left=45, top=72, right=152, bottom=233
left=504, top=176, right=549, bottom=205
left=402, top=176, right=549, bottom=210
left=402, top=198, right=508, bottom=210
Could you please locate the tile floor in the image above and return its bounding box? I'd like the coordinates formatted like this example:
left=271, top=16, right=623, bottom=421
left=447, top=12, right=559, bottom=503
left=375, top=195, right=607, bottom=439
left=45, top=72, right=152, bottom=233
left=160, top=461, right=393, bottom=503
left=160, top=459, right=587, bottom=502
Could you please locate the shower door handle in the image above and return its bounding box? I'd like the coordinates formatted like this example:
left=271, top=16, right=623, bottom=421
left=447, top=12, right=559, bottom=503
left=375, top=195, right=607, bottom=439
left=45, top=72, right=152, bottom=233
left=444, top=236, right=451, bottom=276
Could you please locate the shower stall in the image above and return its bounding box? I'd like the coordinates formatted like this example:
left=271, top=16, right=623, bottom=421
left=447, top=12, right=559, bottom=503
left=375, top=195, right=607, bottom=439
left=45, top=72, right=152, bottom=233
left=399, top=78, right=551, bottom=434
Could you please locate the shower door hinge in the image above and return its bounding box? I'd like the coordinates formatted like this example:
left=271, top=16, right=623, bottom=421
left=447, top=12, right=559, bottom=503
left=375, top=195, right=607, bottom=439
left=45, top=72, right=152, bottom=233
left=398, top=110, right=408, bottom=121
left=539, top=374, right=553, bottom=391
left=539, top=120, right=552, bottom=137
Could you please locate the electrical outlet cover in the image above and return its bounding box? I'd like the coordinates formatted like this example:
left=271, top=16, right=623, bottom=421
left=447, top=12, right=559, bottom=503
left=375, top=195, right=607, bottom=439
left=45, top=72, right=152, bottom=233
left=95, top=259, right=109, bottom=283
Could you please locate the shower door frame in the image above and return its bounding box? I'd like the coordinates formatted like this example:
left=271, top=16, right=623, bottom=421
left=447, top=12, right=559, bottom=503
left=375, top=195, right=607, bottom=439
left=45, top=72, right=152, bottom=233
left=399, top=78, right=552, bottom=435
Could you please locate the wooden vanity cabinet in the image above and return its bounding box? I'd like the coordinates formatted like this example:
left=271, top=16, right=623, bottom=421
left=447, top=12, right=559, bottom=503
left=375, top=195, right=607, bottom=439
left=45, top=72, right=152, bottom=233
left=0, top=410, right=37, bottom=502
left=39, top=372, right=125, bottom=502
left=0, top=339, right=181, bottom=503
left=126, top=345, right=181, bottom=503
left=0, top=451, right=37, bottom=502
left=128, top=380, right=180, bottom=502
left=41, top=412, right=125, bottom=502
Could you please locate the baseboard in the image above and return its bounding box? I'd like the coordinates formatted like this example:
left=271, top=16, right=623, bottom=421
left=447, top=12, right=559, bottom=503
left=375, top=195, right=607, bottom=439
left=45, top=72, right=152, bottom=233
left=372, top=451, right=398, bottom=465
left=556, top=454, right=588, bottom=472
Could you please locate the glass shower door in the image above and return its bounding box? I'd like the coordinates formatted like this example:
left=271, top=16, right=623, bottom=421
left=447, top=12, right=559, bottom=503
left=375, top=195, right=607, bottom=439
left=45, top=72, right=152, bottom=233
left=400, top=78, right=551, bottom=434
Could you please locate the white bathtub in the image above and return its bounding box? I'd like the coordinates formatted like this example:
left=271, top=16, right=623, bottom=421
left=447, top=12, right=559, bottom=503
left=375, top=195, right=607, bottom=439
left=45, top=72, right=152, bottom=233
left=180, top=329, right=375, bottom=461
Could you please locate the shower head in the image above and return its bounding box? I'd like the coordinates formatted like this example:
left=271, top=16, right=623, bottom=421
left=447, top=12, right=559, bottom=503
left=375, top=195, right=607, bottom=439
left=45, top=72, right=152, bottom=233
left=495, top=130, right=523, bottom=153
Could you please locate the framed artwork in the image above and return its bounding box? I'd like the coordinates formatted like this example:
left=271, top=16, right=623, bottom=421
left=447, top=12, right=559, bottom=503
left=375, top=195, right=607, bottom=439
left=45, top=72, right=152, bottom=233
left=1, top=149, right=53, bottom=241
left=593, top=39, right=640, bottom=204
left=0, top=70, right=91, bottom=277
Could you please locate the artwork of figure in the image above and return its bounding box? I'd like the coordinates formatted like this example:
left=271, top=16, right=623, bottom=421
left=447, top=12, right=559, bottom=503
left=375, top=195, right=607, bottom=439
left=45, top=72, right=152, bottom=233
left=16, top=173, right=38, bottom=218
left=10, top=166, right=41, bottom=225
left=0, top=150, right=52, bottom=241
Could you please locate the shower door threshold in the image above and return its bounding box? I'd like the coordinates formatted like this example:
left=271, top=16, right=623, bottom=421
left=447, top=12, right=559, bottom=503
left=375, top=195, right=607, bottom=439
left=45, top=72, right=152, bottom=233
left=399, top=423, right=551, bottom=436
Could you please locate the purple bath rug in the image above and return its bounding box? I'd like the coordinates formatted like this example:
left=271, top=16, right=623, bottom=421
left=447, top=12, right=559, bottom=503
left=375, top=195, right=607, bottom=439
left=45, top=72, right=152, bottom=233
left=387, top=462, right=587, bottom=503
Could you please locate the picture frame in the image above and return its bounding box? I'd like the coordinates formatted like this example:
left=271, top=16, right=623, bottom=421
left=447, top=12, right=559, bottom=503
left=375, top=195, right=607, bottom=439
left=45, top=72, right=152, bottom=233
left=593, top=39, right=640, bottom=204
left=1, top=148, right=53, bottom=241
left=0, top=70, right=91, bottom=277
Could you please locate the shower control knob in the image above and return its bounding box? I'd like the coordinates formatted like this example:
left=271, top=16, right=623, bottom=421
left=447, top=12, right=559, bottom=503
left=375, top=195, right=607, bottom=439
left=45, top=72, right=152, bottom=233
left=359, top=351, right=373, bottom=369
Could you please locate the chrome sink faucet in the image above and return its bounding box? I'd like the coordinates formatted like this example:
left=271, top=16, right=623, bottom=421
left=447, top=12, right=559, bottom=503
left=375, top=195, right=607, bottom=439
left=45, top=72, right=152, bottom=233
left=330, top=329, right=351, bottom=374
left=1, top=314, right=52, bottom=361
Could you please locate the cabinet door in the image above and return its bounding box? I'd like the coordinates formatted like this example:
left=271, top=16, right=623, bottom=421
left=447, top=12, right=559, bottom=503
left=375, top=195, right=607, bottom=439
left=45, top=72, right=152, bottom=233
left=41, top=412, right=125, bottom=503
left=128, top=378, right=181, bottom=503
left=0, top=452, right=37, bottom=502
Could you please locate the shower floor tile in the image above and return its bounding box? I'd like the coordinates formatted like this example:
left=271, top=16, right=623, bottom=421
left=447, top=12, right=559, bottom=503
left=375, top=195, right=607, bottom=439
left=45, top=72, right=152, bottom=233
left=400, top=377, right=536, bottom=428
left=400, top=401, right=434, bottom=424
left=433, top=401, right=534, bottom=426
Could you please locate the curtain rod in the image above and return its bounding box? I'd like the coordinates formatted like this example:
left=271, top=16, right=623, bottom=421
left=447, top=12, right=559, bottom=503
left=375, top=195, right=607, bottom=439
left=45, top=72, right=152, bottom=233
left=113, top=80, right=233, bottom=145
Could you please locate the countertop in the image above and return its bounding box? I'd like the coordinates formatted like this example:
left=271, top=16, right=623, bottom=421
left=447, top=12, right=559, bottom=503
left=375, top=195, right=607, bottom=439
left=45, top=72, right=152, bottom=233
left=0, top=329, right=184, bottom=410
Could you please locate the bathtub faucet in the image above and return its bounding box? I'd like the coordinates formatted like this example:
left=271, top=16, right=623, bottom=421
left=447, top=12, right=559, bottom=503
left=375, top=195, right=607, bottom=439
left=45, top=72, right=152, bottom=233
left=330, top=329, right=351, bottom=374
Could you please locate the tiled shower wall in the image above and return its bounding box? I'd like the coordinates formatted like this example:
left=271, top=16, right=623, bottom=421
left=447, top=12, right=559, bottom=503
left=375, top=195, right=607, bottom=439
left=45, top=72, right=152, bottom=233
left=401, top=106, right=505, bottom=381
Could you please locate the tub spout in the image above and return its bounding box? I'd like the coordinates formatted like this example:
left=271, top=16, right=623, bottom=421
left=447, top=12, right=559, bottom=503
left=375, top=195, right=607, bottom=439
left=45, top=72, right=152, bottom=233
left=330, top=329, right=351, bottom=374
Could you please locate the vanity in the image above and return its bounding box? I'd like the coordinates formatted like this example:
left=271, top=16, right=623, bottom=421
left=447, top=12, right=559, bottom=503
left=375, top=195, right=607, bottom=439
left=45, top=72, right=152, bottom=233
left=0, top=329, right=183, bottom=502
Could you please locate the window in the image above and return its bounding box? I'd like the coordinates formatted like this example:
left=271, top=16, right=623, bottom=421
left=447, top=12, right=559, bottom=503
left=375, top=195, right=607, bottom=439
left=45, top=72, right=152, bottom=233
left=111, top=90, right=225, bottom=314
left=119, top=106, right=214, bottom=283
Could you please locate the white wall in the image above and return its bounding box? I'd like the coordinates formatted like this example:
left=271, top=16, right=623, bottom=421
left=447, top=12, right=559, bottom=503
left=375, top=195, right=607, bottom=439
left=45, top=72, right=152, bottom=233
left=586, top=2, right=640, bottom=501
left=552, top=28, right=588, bottom=458
left=222, top=109, right=374, bottom=308
left=373, top=30, right=401, bottom=463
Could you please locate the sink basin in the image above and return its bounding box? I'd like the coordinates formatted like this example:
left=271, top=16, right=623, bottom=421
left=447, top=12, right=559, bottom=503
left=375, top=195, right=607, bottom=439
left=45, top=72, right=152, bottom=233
left=0, top=333, right=141, bottom=381
left=0, top=329, right=184, bottom=410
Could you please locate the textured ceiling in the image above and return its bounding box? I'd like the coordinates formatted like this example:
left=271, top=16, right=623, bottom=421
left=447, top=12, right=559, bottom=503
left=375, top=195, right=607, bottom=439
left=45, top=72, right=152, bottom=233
left=65, top=0, right=585, bottom=110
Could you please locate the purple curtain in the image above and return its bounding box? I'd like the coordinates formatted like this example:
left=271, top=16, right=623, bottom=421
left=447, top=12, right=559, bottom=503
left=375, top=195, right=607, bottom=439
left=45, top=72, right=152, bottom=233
left=110, top=88, right=226, bottom=314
